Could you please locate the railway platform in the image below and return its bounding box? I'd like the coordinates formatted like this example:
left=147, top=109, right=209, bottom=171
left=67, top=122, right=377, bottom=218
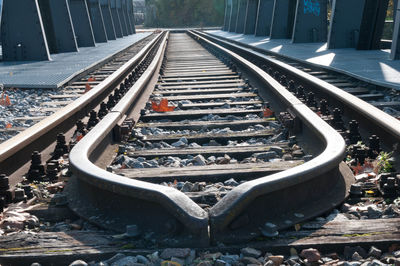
left=0, top=32, right=152, bottom=89
left=206, top=30, right=400, bottom=90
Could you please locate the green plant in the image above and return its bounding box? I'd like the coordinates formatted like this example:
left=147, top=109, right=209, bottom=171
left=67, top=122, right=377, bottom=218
left=376, top=151, right=394, bottom=173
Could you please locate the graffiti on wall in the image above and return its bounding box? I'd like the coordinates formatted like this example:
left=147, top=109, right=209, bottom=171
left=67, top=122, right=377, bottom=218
left=304, top=0, right=320, bottom=16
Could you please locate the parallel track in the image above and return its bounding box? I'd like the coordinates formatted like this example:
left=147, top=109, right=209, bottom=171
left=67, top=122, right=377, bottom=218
left=68, top=32, right=354, bottom=246
left=0, top=32, right=165, bottom=183
left=205, top=31, right=400, bottom=115
left=1, top=29, right=399, bottom=248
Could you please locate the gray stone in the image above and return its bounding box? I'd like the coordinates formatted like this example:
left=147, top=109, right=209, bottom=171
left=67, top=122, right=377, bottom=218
left=216, top=154, right=231, bottom=164
left=220, top=255, right=239, bottom=264
left=193, top=155, right=206, bottom=166
left=292, top=150, right=305, bottom=158
left=185, top=250, right=196, bottom=265
left=224, top=178, right=239, bottom=187
left=203, top=252, right=222, bottom=260
left=215, top=259, right=228, bottom=266
left=368, top=259, right=386, bottom=266
left=179, top=137, right=188, bottom=144
left=147, top=251, right=161, bottom=264
left=181, top=181, right=194, bottom=192
left=142, top=161, right=158, bottom=168
left=283, top=154, right=293, bottom=161
left=383, top=204, right=400, bottom=216
left=342, top=262, right=362, bottom=266
left=260, top=222, right=279, bottom=237
left=171, top=140, right=187, bottom=148
left=269, top=146, right=284, bottom=156
left=207, top=156, right=216, bottom=163
left=264, top=260, right=275, bottom=266
left=208, top=139, right=221, bottom=146
left=352, top=252, right=363, bottom=261
left=300, top=248, right=321, bottom=262
left=128, top=160, right=144, bottom=169
left=160, top=248, right=191, bottom=259
left=196, top=261, right=213, bottom=266
left=254, top=151, right=277, bottom=161
left=189, top=142, right=202, bottom=148
left=344, top=246, right=367, bottom=260
left=135, top=255, right=149, bottom=264
left=171, top=257, right=185, bottom=265
left=241, top=247, right=262, bottom=258
left=368, top=246, right=382, bottom=259
left=111, top=256, right=138, bottom=266
left=241, top=256, right=262, bottom=265
left=367, top=205, right=383, bottom=219
left=69, top=261, right=88, bottom=266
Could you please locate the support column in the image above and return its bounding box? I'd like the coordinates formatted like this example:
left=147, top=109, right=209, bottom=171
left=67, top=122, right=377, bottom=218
left=270, top=0, right=297, bottom=39
left=38, top=0, right=78, bottom=54
left=117, top=0, right=128, bottom=36
left=292, top=0, right=328, bottom=43
left=327, top=0, right=365, bottom=49
left=391, top=0, right=400, bottom=59
left=100, top=0, right=117, bottom=40
left=69, top=0, right=96, bottom=47
left=357, top=0, right=389, bottom=50
left=235, top=0, right=247, bottom=33
left=1, top=0, right=51, bottom=61
left=228, top=0, right=238, bottom=32
left=223, top=0, right=232, bottom=31
left=110, top=0, right=123, bottom=37
left=88, top=0, right=108, bottom=43
left=127, top=0, right=136, bottom=33
left=122, top=0, right=133, bottom=35
left=244, top=0, right=258, bottom=35
left=255, top=0, right=274, bottom=36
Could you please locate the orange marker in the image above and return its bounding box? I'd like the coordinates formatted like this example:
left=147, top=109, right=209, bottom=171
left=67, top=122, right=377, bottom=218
left=263, top=107, right=274, bottom=118
left=5, top=95, right=11, bottom=106
left=85, top=83, right=91, bottom=93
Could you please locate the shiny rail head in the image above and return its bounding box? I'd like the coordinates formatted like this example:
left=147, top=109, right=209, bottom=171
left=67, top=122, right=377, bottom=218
left=188, top=30, right=353, bottom=244
left=69, top=30, right=352, bottom=246
left=67, top=32, right=210, bottom=247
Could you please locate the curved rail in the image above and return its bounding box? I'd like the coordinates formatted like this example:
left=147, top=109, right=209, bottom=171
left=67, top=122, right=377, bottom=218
left=67, top=30, right=355, bottom=246
left=188, top=31, right=354, bottom=243
left=195, top=30, right=400, bottom=150
left=0, top=32, right=163, bottom=176
left=67, top=32, right=209, bottom=247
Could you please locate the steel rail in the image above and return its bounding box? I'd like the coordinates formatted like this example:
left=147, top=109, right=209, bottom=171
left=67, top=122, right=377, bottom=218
left=195, top=30, right=400, bottom=151
left=188, top=31, right=354, bottom=243
left=204, top=31, right=399, bottom=91
left=66, top=29, right=354, bottom=246
left=0, top=32, right=163, bottom=176
left=67, top=32, right=210, bottom=247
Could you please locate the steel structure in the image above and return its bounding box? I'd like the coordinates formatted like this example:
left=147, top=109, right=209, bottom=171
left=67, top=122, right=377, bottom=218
left=0, top=0, right=137, bottom=61
left=222, top=0, right=400, bottom=59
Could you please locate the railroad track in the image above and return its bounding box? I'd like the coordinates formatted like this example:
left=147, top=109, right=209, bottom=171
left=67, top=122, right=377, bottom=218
left=0, top=31, right=165, bottom=184
left=67, top=31, right=354, bottom=246
left=0, top=34, right=156, bottom=143
left=0, top=29, right=399, bottom=251
left=203, top=31, right=400, bottom=118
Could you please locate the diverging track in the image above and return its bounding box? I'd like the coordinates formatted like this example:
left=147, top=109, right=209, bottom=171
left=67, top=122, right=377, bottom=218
left=68, top=32, right=356, bottom=246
